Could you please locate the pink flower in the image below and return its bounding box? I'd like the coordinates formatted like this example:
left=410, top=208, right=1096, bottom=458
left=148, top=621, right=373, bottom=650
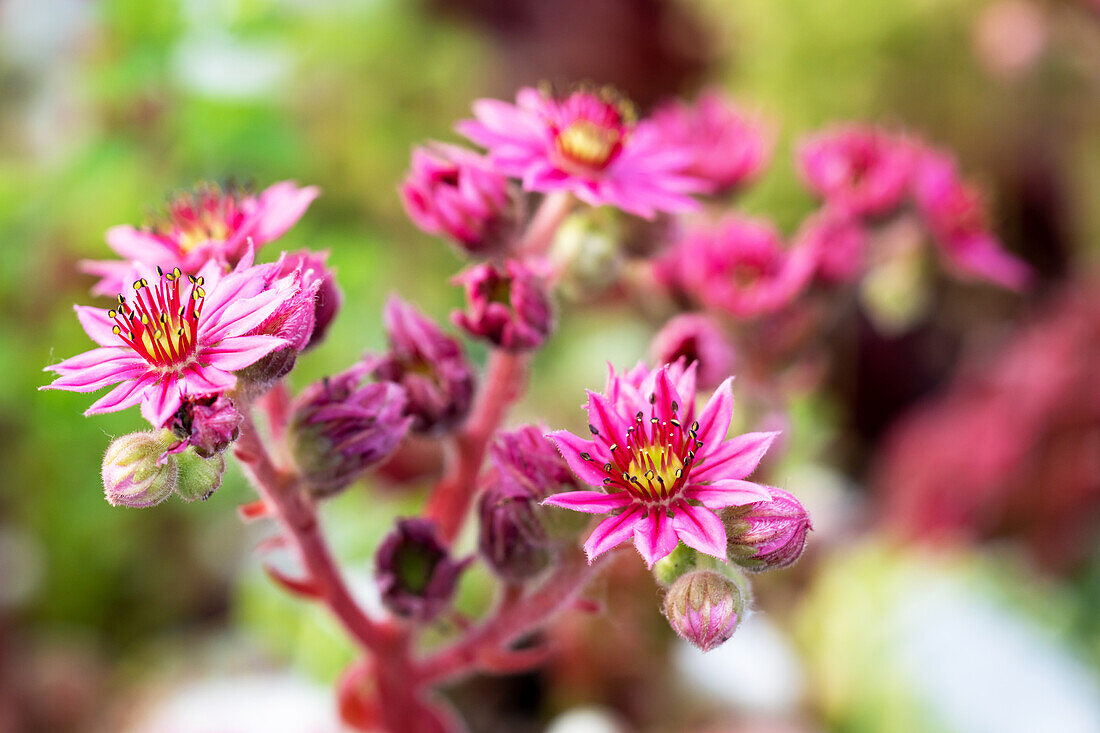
left=44, top=251, right=296, bottom=427
left=655, top=216, right=816, bottom=318
left=912, top=149, right=1031, bottom=290
left=457, top=86, right=702, bottom=218
left=400, top=143, right=521, bottom=256
left=651, top=90, right=771, bottom=195
left=451, top=260, right=554, bottom=351
left=649, top=313, right=737, bottom=389
left=795, top=205, right=868, bottom=284
left=80, top=181, right=319, bottom=296
left=544, top=362, right=777, bottom=567
left=797, top=126, right=915, bottom=216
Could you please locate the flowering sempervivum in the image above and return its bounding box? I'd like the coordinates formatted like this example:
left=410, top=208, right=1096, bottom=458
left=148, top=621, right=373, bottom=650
left=544, top=363, right=778, bottom=567
left=798, top=126, right=915, bottom=217
left=44, top=253, right=297, bottom=427
left=369, top=297, right=475, bottom=434
left=457, top=86, right=701, bottom=218
left=656, top=216, right=816, bottom=319
left=912, top=149, right=1031, bottom=290
left=651, top=90, right=770, bottom=195
left=401, top=143, right=520, bottom=257
left=451, top=260, right=554, bottom=351
left=81, top=181, right=319, bottom=296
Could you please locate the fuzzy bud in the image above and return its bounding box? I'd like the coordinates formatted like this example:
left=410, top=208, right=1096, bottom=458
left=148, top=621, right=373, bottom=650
left=724, top=487, right=812, bottom=572
left=549, top=213, right=622, bottom=299
left=375, top=518, right=469, bottom=622
left=101, top=430, right=180, bottom=508
left=169, top=393, right=242, bottom=458
left=400, top=143, right=522, bottom=258
left=451, top=260, right=554, bottom=351
left=368, top=297, right=476, bottom=435
left=478, top=473, right=552, bottom=582
left=288, top=364, right=411, bottom=497
left=174, top=448, right=227, bottom=502
left=663, top=569, right=745, bottom=652
left=272, top=250, right=342, bottom=350
left=650, top=313, right=737, bottom=390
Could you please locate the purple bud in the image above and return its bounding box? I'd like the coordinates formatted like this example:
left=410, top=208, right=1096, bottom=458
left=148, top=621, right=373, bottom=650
left=400, top=143, right=522, bottom=257
left=478, top=472, right=553, bottom=582
left=287, top=364, right=411, bottom=497
left=489, top=424, right=575, bottom=498
left=451, top=260, right=554, bottom=352
left=375, top=518, right=470, bottom=622
left=236, top=263, right=322, bottom=391
left=271, top=250, right=343, bottom=350
left=368, top=297, right=476, bottom=435
left=725, top=487, right=812, bottom=572
left=650, top=313, right=737, bottom=390
left=663, top=570, right=745, bottom=652
left=169, top=393, right=242, bottom=458
left=101, top=430, right=180, bottom=508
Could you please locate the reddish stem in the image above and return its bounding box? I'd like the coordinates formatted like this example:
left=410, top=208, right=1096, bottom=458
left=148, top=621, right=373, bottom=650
left=518, top=191, right=574, bottom=257
left=424, top=349, right=528, bottom=544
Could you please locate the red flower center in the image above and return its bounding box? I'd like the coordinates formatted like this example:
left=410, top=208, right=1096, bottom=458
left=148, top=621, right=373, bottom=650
left=110, top=268, right=205, bottom=369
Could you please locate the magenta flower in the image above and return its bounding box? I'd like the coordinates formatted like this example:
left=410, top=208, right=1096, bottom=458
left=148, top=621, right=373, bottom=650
left=400, top=143, right=521, bottom=256
left=797, top=126, right=915, bottom=217
left=80, top=181, right=319, bottom=296
left=651, top=90, right=771, bottom=195
left=912, top=149, right=1031, bottom=290
left=44, top=251, right=296, bottom=427
left=655, top=215, right=816, bottom=319
left=457, top=86, right=702, bottom=218
left=451, top=260, right=554, bottom=351
left=544, top=362, right=777, bottom=567
left=649, top=313, right=737, bottom=390
left=795, top=205, right=868, bottom=285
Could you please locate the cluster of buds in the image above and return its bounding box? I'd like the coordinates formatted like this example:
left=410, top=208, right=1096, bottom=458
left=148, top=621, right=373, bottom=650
left=102, top=429, right=227, bottom=507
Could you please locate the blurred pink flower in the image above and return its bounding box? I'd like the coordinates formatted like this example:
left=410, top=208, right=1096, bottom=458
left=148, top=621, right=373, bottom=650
left=451, top=259, right=554, bottom=351
left=400, top=143, right=520, bottom=256
left=651, top=90, right=771, bottom=195
left=912, top=149, right=1031, bottom=290
left=798, top=125, right=916, bottom=217
left=81, top=181, right=319, bottom=296
left=44, top=251, right=295, bottom=427
left=655, top=215, right=816, bottom=318
left=457, top=87, right=702, bottom=218
left=544, top=363, right=775, bottom=567
left=650, top=313, right=737, bottom=389
left=795, top=205, right=868, bottom=284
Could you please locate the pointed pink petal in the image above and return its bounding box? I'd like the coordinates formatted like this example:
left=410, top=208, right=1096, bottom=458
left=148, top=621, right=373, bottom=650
left=181, top=364, right=237, bottom=394
left=671, top=503, right=727, bottom=560
left=584, top=390, right=631, bottom=444
left=46, top=360, right=147, bottom=392
left=694, top=377, right=734, bottom=450
left=691, top=431, right=778, bottom=481
left=85, top=376, right=153, bottom=415
left=548, top=430, right=611, bottom=486
left=105, top=225, right=176, bottom=261
left=246, top=182, right=320, bottom=244
left=140, top=376, right=183, bottom=427
left=74, top=306, right=124, bottom=346
left=542, top=491, right=632, bottom=514
left=683, top=479, right=772, bottom=508
left=45, top=347, right=138, bottom=375
left=633, top=508, right=681, bottom=568
left=202, top=335, right=287, bottom=371
left=583, top=507, right=644, bottom=563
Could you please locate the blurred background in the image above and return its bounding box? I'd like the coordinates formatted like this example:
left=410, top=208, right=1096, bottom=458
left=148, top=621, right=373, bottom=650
left=2, top=0, right=1100, bottom=731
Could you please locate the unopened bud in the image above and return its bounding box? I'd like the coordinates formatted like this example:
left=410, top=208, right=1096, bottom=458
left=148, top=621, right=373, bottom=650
left=375, top=518, right=470, bottom=622
left=102, top=430, right=180, bottom=508
left=650, top=313, right=736, bottom=390
left=724, top=487, right=811, bottom=572
left=288, top=364, right=411, bottom=497
left=663, top=569, right=745, bottom=652
left=478, top=474, right=552, bottom=582
left=174, top=448, right=227, bottom=502
left=169, top=393, right=242, bottom=458
left=451, top=260, right=554, bottom=352
left=550, top=212, right=622, bottom=299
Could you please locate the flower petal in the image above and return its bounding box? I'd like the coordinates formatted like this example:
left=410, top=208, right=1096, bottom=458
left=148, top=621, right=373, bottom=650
left=694, top=377, right=734, bottom=455
left=75, top=306, right=123, bottom=347
left=542, top=490, right=632, bottom=514
left=633, top=508, right=681, bottom=568
left=671, top=503, right=727, bottom=560
left=202, top=335, right=287, bottom=371
left=547, top=430, right=610, bottom=486
left=682, top=479, right=772, bottom=508
left=85, top=375, right=154, bottom=415
left=583, top=507, right=644, bottom=563
left=140, top=376, right=183, bottom=428
left=691, top=431, right=778, bottom=482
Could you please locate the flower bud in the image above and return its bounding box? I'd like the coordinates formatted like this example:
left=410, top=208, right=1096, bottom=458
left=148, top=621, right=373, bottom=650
left=101, top=430, right=180, bottom=508
left=650, top=313, right=737, bottom=390
left=169, top=393, right=242, bottom=458
left=724, top=488, right=812, bottom=572
left=174, top=448, right=227, bottom=502
left=451, top=260, right=554, bottom=351
left=663, top=569, right=745, bottom=652
left=550, top=212, right=622, bottom=300
left=271, top=250, right=342, bottom=350
left=489, top=424, right=576, bottom=496
left=400, top=143, right=522, bottom=257
left=478, top=473, right=553, bottom=582
left=375, top=518, right=469, bottom=622
left=287, top=364, right=411, bottom=497
left=368, top=297, right=476, bottom=435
